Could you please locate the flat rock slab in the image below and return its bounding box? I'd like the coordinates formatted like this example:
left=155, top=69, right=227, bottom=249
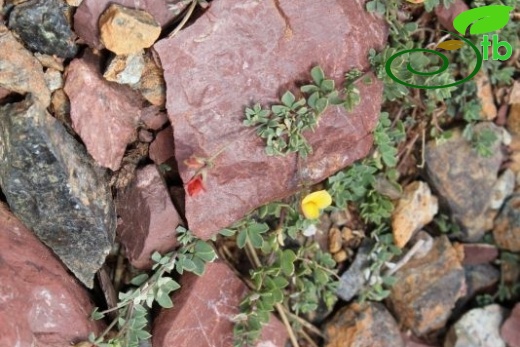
left=74, top=0, right=177, bottom=49
left=154, top=0, right=386, bottom=238
left=424, top=123, right=503, bottom=241
left=64, top=50, right=141, bottom=171
left=0, top=202, right=103, bottom=346
left=116, top=164, right=179, bottom=269
left=0, top=97, right=116, bottom=288
left=152, top=261, right=288, bottom=347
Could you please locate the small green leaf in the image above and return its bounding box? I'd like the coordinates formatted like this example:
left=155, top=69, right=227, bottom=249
left=195, top=240, right=217, bottom=262
left=280, top=249, right=296, bottom=276
left=219, top=228, right=236, bottom=237
left=156, top=292, right=174, bottom=308
left=281, top=91, right=296, bottom=107
left=90, top=307, right=105, bottom=320
left=237, top=230, right=248, bottom=249
left=130, top=274, right=149, bottom=286
left=311, top=66, right=325, bottom=85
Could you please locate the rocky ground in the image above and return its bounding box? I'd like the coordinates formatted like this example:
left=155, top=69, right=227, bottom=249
left=0, top=0, right=519, bottom=347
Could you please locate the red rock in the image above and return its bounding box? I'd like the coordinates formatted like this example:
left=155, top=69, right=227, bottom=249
left=435, top=0, right=469, bottom=32
left=74, top=0, right=177, bottom=49
left=461, top=243, right=499, bottom=265
left=0, top=202, right=102, bottom=346
left=154, top=0, right=387, bottom=239
left=0, top=86, right=10, bottom=100
left=149, top=125, right=175, bottom=165
left=402, top=333, right=440, bottom=347
left=152, top=261, right=288, bottom=347
left=64, top=50, right=141, bottom=170
left=501, top=303, right=520, bottom=347
left=140, top=106, right=169, bottom=130
left=116, top=164, right=179, bottom=269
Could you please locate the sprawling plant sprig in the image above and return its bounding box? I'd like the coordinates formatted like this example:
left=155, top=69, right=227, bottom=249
left=88, top=227, right=216, bottom=347
left=221, top=199, right=339, bottom=347
left=244, top=66, right=363, bottom=157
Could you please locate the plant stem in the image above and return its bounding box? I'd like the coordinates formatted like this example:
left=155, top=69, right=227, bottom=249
left=168, top=0, right=197, bottom=38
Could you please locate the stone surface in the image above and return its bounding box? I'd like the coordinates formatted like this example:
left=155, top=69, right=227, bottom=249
left=501, top=303, right=520, bottom=347
left=0, top=202, right=103, bottom=347
left=392, top=181, right=438, bottom=248
left=149, top=125, right=175, bottom=165
left=74, top=0, right=177, bottom=49
left=0, top=25, right=50, bottom=107
left=402, top=334, right=439, bottom=347
left=490, top=169, right=515, bottom=210
left=8, top=0, right=78, bottom=59
left=475, top=71, right=497, bottom=121
left=445, top=305, right=506, bottom=347
left=104, top=52, right=145, bottom=85
left=425, top=123, right=503, bottom=241
left=0, top=98, right=116, bottom=288
left=435, top=0, right=468, bottom=32
left=140, top=106, right=168, bottom=130
left=99, top=4, right=161, bottom=55
left=337, top=240, right=372, bottom=302
left=325, top=302, right=404, bottom=347
left=134, top=52, right=166, bottom=107
left=493, top=194, right=520, bottom=251
left=461, top=243, right=499, bottom=265
left=509, top=104, right=520, bottom=136
left=152, top=261, right=288, bottom=347
left=388, top=236, right=465, bottom=337
left=44, top=68, right=64, bottom=93
left=116, top=164, right=179, bottom=269
left=34, top=52, right=65, bottom=71
left=154, top=0, right=387, bottom=239
left=462, top=264, right=500, bottom=301
left=64, top=50, right=141, bottom=171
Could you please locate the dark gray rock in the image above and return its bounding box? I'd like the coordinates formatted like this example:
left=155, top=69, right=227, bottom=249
left=8, top=0, right=78, bottom=59
left=425, top=123, right=504, bottom=241
left=0, top=97, right=115, bottom=288
left=337, top=240, right=372, bottom=301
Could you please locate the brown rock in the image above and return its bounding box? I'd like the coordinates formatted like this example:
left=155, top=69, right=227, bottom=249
left=508, top=104, right=520, bottom=136
left=388, top=236, right=465, bottom=336
left=461, top=243, right=499, bottom=265
left=74, top=0, right=176, bottom=50
left=425, top=123, right=504, bottom=241
left=493, top=194, right=520, bottom=251
left=501, top=303, right=520, bottom=347
left=435, top=0, right=468, bottom=32
left=99, top=4, right=161, bottom=55
left=0, top=86, right=10, bottom=100
left=50, top=89, right=72, bottom=127
left=392, top=181, right=438, bottom=248
left=138, top=129, right=153, bottom=142
left=64, top=50, right=141, bottom=170
left=402, top=333, right=439, bottom=347
left=152, top=261, right=288, bottom=347
left=140, top=106, right=169, bottom=130
left=116, top=164, right=179, bottom=268
left=149, top=125, right=175, bottom=165
left=0, top=202, right=103, bottom=346
left=135, top=52, right=166, bottom=107
left=34, top=52, right=65, bottom=71
left=510, top=81, right=520, bottom=104
left=154, top=0, right=387, bottom=239
left=333, top=250, right=348, bottom=263
left=0, top=25, right=50, bottom=107
left=325, top=302, right=404, bottom=347
left=329, top=227, right=343, bottom=254
left=475, top=71, right=497, bottom=121
left=44, top=68, right=64, bottom=92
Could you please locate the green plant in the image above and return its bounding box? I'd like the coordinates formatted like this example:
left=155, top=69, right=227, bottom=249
left=221, top=199, right=339, bottom=347
left=88, top=227, right=216, bottom=347
left=244, top=66, right=364, bottom=157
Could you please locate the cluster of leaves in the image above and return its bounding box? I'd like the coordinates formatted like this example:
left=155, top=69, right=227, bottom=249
left=477, top=251, right=520, bottom=306
left=244, top=66, right=364, bottom=157
left=88, top=227, right=216, bottom=347
left=221, top=201, right=338, bottom=347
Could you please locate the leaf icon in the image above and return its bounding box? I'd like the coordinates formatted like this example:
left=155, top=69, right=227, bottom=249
left=436, top=40, right=465, bottom=51
left=453, top=5, right=513, bottom=35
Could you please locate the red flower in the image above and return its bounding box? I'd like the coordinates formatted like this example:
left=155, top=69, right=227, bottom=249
left=186, top=175, right=205, bottom=196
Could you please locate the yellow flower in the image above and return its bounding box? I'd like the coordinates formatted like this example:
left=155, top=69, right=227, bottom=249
left=301, top=190, right=332, bottom=219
